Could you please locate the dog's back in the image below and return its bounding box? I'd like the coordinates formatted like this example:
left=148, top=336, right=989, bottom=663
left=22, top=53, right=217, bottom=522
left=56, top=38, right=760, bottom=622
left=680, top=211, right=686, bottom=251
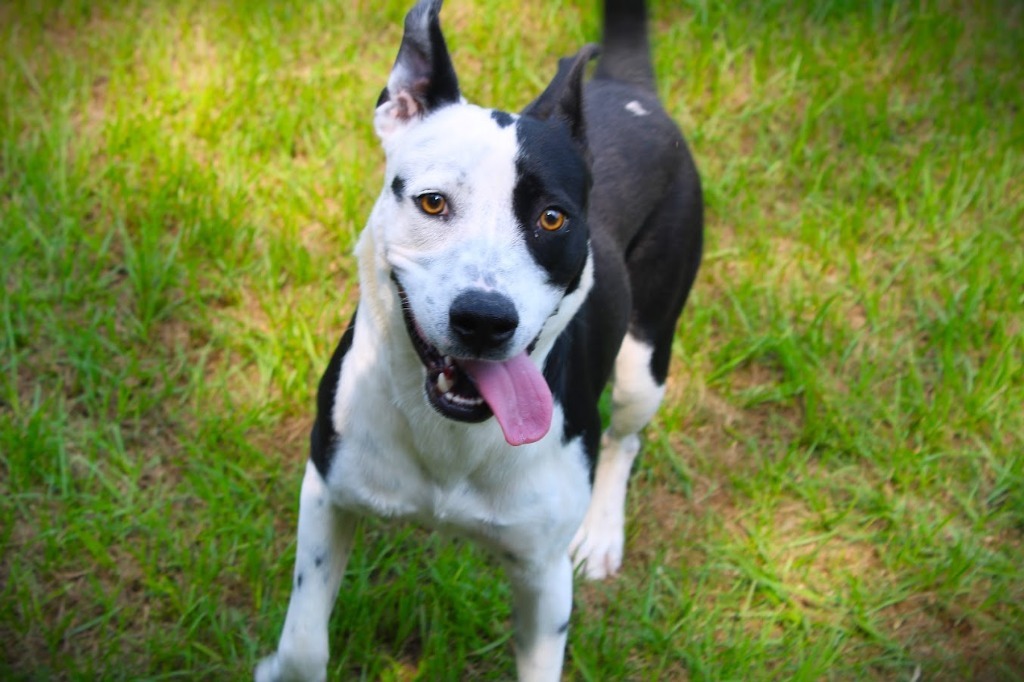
left=567, top=0, right=704, bottom=579
left=591, top=0, right=703, bottom=384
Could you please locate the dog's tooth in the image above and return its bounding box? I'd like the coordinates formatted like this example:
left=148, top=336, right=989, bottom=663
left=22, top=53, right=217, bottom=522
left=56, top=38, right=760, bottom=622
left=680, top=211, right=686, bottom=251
left=444, top=355, right=453, bottom=367
left=437, top=372, right=453, bottom=394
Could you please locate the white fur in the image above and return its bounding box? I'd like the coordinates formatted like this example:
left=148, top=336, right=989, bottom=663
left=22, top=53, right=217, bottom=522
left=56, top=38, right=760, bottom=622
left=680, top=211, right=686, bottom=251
left=570, top=333, right=664, bottom=580
left=255, top=462, right=357, bottom=682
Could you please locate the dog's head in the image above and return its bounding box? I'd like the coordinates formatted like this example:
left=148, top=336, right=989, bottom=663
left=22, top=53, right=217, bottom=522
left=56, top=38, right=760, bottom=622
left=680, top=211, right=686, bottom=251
left=370, top=0, right=596, bottom=446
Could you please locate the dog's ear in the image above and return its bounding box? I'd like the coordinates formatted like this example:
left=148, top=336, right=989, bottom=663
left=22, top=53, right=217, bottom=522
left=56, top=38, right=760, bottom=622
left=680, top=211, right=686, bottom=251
left=521, top=44, right=600, bottom=148
left=375, top=0, right=461, bottom=141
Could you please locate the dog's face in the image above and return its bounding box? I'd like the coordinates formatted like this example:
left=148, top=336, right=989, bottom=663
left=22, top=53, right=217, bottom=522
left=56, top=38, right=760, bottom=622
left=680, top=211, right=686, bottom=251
left=369, top=0, right=596, bottom=446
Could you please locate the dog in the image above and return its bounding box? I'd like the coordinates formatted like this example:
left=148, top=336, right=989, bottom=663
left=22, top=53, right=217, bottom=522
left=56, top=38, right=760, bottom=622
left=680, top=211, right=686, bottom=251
left=255, top=0, right=702, bottom=679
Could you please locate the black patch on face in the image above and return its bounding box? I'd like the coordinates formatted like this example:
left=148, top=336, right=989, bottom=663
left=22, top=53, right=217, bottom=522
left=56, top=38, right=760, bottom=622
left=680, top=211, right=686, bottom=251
left=310, top=311, right=356, bottom=479
left=391, top=175, right=406, bottom=201
left=512, top=116, right=591, bottom=291
left=491, top=109, right=514, bottom=128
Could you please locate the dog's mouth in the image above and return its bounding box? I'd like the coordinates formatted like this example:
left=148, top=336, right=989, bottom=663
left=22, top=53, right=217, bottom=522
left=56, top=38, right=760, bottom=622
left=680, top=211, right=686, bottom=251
left=400, top=293, right=492, bottom=425
left=393, top=277, right=553, bottom=446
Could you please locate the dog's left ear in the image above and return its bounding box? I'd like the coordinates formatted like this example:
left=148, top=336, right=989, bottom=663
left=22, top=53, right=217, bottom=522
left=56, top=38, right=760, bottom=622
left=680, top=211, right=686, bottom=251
left=375, top=0, right=461, bottom=141
left=521, top=44, right=600, bottom=149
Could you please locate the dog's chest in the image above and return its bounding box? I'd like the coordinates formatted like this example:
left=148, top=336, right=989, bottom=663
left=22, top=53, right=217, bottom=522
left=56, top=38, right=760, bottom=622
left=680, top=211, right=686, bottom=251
left=325, top=381, right=590, bottom=559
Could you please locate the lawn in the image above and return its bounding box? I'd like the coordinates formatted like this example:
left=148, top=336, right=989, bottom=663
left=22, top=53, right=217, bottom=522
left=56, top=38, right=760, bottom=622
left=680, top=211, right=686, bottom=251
left=1, top=0, right=1022, bottom=679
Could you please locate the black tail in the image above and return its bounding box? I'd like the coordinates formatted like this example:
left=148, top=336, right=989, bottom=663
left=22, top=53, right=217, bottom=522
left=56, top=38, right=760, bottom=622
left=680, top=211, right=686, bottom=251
left=594, top=0, right=655, bottom=91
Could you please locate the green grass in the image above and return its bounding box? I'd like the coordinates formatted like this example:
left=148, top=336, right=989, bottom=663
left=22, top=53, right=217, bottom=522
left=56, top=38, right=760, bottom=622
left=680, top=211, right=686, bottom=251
left=2, top=0, right=1022, bottom=679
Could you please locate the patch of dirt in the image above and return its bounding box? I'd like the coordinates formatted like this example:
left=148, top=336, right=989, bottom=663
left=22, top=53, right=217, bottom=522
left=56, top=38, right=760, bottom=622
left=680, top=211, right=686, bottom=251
left=70, top=73, right=109, bottom=143
left=882, top=589, right=1024, bottom=680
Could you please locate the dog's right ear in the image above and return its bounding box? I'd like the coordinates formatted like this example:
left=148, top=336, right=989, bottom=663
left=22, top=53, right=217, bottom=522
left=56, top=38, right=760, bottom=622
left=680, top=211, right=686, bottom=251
left=374, top=0, right=461, bottom=142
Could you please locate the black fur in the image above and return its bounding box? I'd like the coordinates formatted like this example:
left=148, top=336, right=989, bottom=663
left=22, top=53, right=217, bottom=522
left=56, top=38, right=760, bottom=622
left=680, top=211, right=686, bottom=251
left=512, top=116, right=591, bottom=292
left=310, top=314, right=355, bottom=479
left=582, top=79, right=703, bottom=384
left=520, top=45, right=598, bottom=149
left=543, top=235, right=630, bottom=472
left=387, top=0, right=460, bottom=113
left=391, top=175, right=406, bottom=201
left=595, top=0, right=655, bottom=91
left=491, top=109, right=515, bottom=128
left=534, top=0, right=703, bottom=467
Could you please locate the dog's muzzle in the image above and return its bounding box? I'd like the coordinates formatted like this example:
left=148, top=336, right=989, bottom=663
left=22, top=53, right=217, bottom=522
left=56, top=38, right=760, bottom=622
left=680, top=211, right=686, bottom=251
left=394, top=277, right=494, bottom=424
left=392, top=276, right=554, bottom=445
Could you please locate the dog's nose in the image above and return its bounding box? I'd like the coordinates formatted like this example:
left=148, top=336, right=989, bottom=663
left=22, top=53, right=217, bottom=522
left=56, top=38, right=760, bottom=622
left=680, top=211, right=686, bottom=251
left=449, top=290, right=519, bottom=354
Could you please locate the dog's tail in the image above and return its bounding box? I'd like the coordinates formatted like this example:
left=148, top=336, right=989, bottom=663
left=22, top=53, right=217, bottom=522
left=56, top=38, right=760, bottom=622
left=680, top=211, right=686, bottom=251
left=594, top=0, right=656, bottom=92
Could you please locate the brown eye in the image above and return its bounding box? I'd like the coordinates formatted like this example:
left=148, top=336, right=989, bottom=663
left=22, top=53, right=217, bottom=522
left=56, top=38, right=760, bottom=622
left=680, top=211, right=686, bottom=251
left=538, top=208, right=566, bottom=231
left=418, top=193, right=447, bottom=216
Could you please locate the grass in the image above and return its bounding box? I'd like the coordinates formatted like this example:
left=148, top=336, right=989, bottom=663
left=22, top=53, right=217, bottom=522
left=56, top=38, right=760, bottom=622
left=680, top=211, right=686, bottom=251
left=1, top=0, right=1022, bottom=679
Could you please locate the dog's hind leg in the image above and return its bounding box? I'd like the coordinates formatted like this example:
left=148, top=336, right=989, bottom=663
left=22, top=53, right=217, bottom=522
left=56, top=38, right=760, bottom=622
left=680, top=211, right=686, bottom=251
left=256, top=461, right=357, bottom=682
left=570, top=173, right=703, bottom=581
left=506, top=555, right=574, bottom=682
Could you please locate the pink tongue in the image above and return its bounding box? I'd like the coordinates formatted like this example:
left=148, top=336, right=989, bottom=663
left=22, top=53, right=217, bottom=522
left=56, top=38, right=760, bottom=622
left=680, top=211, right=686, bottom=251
left=459, top=353, right=553, bottom=446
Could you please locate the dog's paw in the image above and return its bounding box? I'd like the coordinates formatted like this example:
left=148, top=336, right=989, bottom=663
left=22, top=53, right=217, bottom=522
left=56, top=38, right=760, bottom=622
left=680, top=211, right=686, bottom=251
left=569, top=513, right=625, bottom=581
left=254, top=652, right=327, bottom=682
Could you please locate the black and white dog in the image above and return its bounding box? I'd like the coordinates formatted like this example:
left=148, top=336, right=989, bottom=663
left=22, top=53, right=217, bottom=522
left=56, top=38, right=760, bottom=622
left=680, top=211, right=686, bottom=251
left=256, top=0, right=702, bottom=679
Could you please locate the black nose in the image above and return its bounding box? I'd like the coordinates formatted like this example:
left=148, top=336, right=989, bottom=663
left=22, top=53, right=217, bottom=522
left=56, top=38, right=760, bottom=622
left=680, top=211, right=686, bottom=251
left=449, top=290, right=519, bottom=354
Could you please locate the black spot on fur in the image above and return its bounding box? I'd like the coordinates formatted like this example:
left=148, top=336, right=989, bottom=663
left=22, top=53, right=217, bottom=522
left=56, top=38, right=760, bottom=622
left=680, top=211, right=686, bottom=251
left=391, top=175, right=406, bottom=201
left=315, top=554, right=324, bottom=568
left=491, top=109, right=514, bottom=128
left=310, top=312, right=356, bottom=478
left=296, top=573, right=304, bottom=589
left=557, top=620, right=570, bottom=635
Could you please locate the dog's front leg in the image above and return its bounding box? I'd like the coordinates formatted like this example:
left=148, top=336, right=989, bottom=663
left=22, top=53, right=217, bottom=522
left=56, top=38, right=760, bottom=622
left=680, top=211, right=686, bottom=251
left=507, top=555, right=573, bottom=682
left=256, top=461, right=357, bottom=682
